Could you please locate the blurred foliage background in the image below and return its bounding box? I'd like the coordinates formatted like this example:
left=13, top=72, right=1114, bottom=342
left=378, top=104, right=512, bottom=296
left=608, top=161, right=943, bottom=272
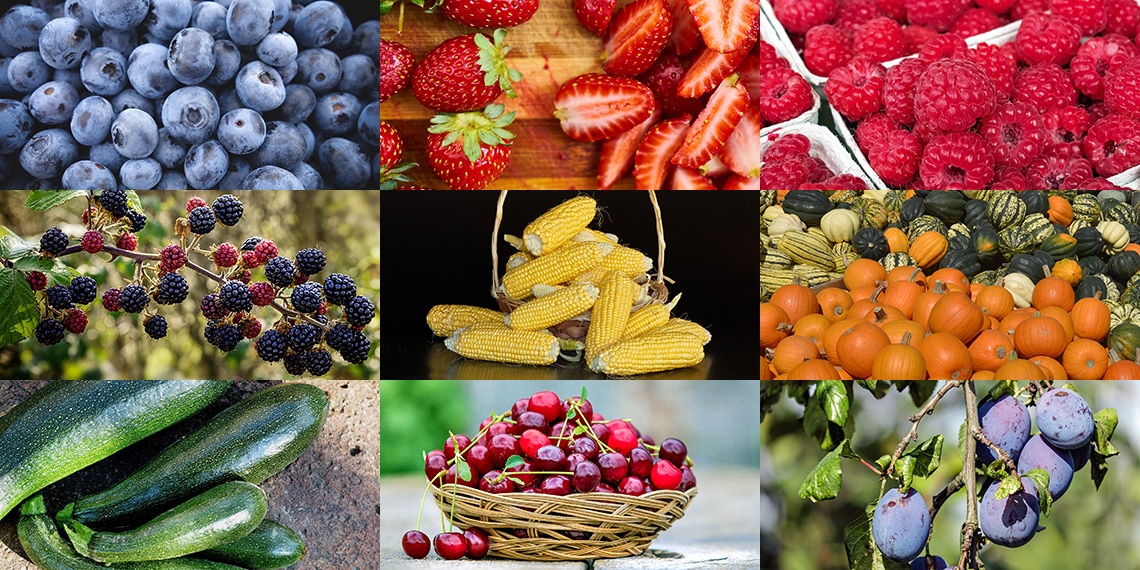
left=760, top=381, right=1140, bottom=570
left=0, top=190, right=379, bottom=380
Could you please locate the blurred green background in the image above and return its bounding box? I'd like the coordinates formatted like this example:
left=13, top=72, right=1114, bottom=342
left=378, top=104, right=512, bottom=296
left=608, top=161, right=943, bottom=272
left=760, top=381, right=1140, bottom=570
left=0, top=191, right=379, bottom=380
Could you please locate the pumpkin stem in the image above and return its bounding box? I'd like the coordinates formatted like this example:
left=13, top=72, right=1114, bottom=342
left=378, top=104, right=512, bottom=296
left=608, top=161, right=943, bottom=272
left=900, top=331, right=912, bottom=345
left=870, top=284, right=887, bottom=303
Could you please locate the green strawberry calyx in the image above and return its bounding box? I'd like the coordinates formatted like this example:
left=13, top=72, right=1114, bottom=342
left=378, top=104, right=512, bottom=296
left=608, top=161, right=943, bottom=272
left=429, top=104, right=517, bottom=164
left=379, top=162, right=420, bottom=190
left=474, top=29, right=524, bottom=100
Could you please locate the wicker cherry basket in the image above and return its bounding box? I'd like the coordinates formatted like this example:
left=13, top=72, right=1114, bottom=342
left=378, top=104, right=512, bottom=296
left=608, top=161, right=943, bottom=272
left=430, top=482, right=698, bottom=561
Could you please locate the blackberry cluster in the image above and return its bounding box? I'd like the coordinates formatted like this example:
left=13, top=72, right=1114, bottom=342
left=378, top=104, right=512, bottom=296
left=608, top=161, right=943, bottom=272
left=324, top=273, right=357, bottom=305
left=189, top=207, right=217, bottom=235
left=35, top=319, right=65, bottom=346
left=213, top=195, right=245, bottom=226
left=306, top=349, right=334, bottom=376
left=69, top=276, right=98, bottom=305
left=155, top=274, right=190, bottom=305
left=286, top=323, right=322, bottom=352
left=62, top=309, right=88, bottom=334
left=296, top=249, right=327, bottom=275
left=340, top=330, right=372, bottom=364
left=291, top=282, right=323, bottom=314
left=126, top=210, right=148, bottom=233
left=40, top=227, right=69, bottom=256
left=265, top=257, right=298, bottom=288
left=325, top=323, right=355, bottom=352
left=44, top=285, right=74, bottom=310
left=205, top=322, right=244, bottom=352
left=201, top=294, right=228, bottom=320
left=242, top=237, right=264, bottom=251
left=144, top=315, right=168, bottom=340
left=219, top=281, right=253, bottom=312
left=119, top=284, right=150, bottom=314
left=98, top=189, right=129, bottom=218
left=256, top=329, right=288, bottom=361
left=284, top=352, right=309, bottom=375
left=345, top=296, right=376, bottom=328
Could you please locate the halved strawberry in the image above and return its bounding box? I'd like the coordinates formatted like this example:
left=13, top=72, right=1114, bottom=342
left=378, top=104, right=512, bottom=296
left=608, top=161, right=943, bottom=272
left=672, top=74, right=750, bottom=168
left=670, top=165, right=717, bottom=189
left=554, top=74, right=657, bottom=142
left=575, top=0, right=617, bottom=36
left=602, top=0, right=674, bottom=77
left=666, top=0, right=702, bottom=55
left=700, top=154, right=732, bottom=177
left=412, top=29, right=522, bottom=112
left=737, top=52, right=761, bottom=103
left=721, top=174, right=760, bottom=189
left=426, top=104, right=516, bottom=190
left=634, top=116, right=692, bottom=189
left=686, top=0, right=761, bottom=54
left=639, top=52, right=707, bottom=117
left=599, top=105, right=661, bottom=189
left=677, top=44, right=751, bottom=98
left=721, top=105, right=760, bottom=177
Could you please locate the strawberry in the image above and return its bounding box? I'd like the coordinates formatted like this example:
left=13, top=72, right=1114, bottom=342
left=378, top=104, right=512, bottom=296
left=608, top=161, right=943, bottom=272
left=598, top=105, right=661, bottom=189
left=574, top=0, right=617, bottom=36
left=554, top=74, right=657, bottom=142
left=634, top=116, right=692, bottom=189
left=721, top=174, right=760, bottom=189
left=737, top=52, right=761, bottom=104
left=686, top=0, right=761, bottom=54
left=443, top=0, right=539, bottom=28
left=602, top=0, right=674, bottom=77
left=721, top=105, right=761, bottom=178
left=700, top=154, right=732, bottom=177
left=395, top=184, right=438, bottom=189
left=670, top=165, right=717, bottom=189
left=426, top=104, right=516, bottom=190
left=411, top=29, right=523, bottom=112
left=639, top=52, right=707, bottom=117
left=666, top=0, right=702, bottom=55
left=380, top=39, right=415, bottom=102
left=379, top=121, right=404, bottom=171
left=671, top=74, right=749, bottom=168
left=677, top=44, right=751, bottom=98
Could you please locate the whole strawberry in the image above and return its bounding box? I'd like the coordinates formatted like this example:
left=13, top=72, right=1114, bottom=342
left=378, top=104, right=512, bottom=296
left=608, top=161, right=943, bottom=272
left=380, top=39, right=416, bottom=103
left=575, top=0, right=617, bottom=36
left=427, top=104, right=516, bottom=189
left=380, top=121, right=404, bottom=171
left=443, top=0, right=540, bottom=28
left=412, top=29, right=523, bottom=112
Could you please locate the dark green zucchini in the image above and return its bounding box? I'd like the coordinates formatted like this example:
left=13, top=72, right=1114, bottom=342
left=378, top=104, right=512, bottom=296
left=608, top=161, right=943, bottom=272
left=17, top=495, right=245, bottom=570
left=202, top=520, right=305, bottom=569
left=62, top=383, right=328, bottom=526
left=65, top=481, right=268, bottom=564
left=0, top=381, right=231, bottom=520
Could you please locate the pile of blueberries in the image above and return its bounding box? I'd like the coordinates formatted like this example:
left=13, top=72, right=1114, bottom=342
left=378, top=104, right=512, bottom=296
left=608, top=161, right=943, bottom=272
left=0, top=0, right=380, bottom=189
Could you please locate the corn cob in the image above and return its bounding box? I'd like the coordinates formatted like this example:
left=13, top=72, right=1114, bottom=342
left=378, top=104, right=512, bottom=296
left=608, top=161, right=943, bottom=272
left=589, top=332, right=705, bottom=376
left=506, top=282, right=600, bottom=330
left=445, top=323, right=561, bottom=365
left=651, top=318, right=711, bottom=345
left=503, top=234, right=526, bottom=252
left=523, top=196, right=597, bottom=255
left=531, top=283, right=564, bottom=297
left=505, top=251, right=533, bottom=272
left=621, top=302, right=671, bottom=340
left=502, top=241, right=610, bottom=301
left=584, top=271, right=639, bottom=363
left=427, top=304, right=505, bottom=337
left=598, top=244, right=653, bottom=275
left=571, top=229, right=619, bottom=245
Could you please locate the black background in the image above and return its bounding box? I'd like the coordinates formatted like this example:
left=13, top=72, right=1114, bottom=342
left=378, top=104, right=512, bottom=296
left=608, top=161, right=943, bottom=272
left=379, top=191, right=760, bottom=379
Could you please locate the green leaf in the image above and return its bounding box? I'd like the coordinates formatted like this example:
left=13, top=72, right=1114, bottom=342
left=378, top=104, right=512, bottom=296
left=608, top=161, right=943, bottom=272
left=463, top=133, right=482, bottom=163
left=875, top=454, right=891, bottom=472
left=503, top=455, right=524, bottom=470
left=818, top=380, right=848, bottom=426
left=803, top=386, right=843, bottom=451
left=456, top=459, right=471, bottom=481
left=1093, top=408, right=1118, bottom=458
left=798, top=442, right=848, bottom=503
left=902, top=434, right=943, bottom=478
left=13, top=257, right=53, bottom=272
left=573, top=424, right=589, bottom=435
left=894, top=456, right=915, bottom=491
left=1023, top=468, right=1052, bottom=517
left=856, top=379, right=891, bottom=399
left=761, top=381, right=783, bottom=423
left=995, top=473, right=1022, bottom=501
left=0, top=268, right=40, bottom=346
left=986, top=380, right=1016, bottom=402
left=844, top=503, right=910, bottom=570
left=908, top=381, right=936, bottom=408
left=0, top=234, right=37, bottom=260
left=1090, top=450, right=1109, bottom=489
left=25, top=191, right=86, bottom=210
left=984, top=458, right=1011, bottom=481
left=786, top=382, right=813, bottom=405
left=581, top=386, right=588, bottom=400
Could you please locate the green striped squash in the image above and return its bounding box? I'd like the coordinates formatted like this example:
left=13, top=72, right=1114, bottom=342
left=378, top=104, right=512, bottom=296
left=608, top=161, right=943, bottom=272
left=760, top=247, right=793, bottom=269
left=852, top=198, right=889, bottom=230
left=907, top=215, right=947, bottom=241
left=880, top=252, right=916, bottom=271
left=1021, top=213, right=1054, bottom=247
left=987, top=191, right=1026, bottom=231
left=998, top=226, right=1033, bottom=260
left=1104, top=200, right=1139, bottom=226
left=1039, top=233, right=1077, bottom=261
left=777, top=230, right=835, bottom=270
left=1072, top=194, right=1101, bottom=224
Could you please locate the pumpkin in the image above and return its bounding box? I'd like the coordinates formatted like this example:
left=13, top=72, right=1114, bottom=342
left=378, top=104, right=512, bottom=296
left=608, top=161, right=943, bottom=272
left=773, top=336, right=821, bottom=375
left=972, top=370, right=996, bottom=380
left=1047, top=195, right=1074, bottom=225
left=988, top=191, right=1027, bottom=230
left=919, top=333, right=974, bottom=380
left=1013, top=316, right=1068, bottom=358
left=871, top=333, right=926, bottom=380
left=993, top=359, right=1046, bottom=380
left=1108, top=323, right=1140, bottom=362
left=928, top=268, right=971, bottom=292
left=887, top=266, right=927, bottom=287
left=1028, top=355, right=1067, bottom=380
left=767, top=214, right=806, bottom=238
left=928, top=292, right=985, bottom=343
left=1108, top=251, right=1140, bottom=283
left=1071, top=297, right=1110, bottom=342
left=878, top=281, right=925, bottom=319
left=971, top=227, right=1001, bottom=263
left=910, top=231, right=949, bottom=268
left=976, top=284, right=1015, bottom=320
left=817, top=288, right=854, bottom=323
left=865, top=305, right=907, bottom=326
left=1032, top=275, right=1075, bottom=311
left=1051, top=259, right=1082, bottom=286
left=835, top=322, right=891, bottom=379
left=1037, top=307, right=1075, bottom=344
left=852, top=227, right=889, bottom=260
left=786, top=359, right=842, bottom=380
left=912, top=282, right=949, bottom=330
left=770, top=281, right=820, bottom=325
left=760, top=355, right=774, bottom=380
left=820, top=209, right=861, bottom=243
left=1062, top=339, right=1110, bottom=380
left=849, top=298, right=882, bottom=320
left=761, top=303, right=794, bottom=349
left=969, top=329, right=1015, bottom=372
left=793, top=314, right=831, bottom=350
left=844, top=258, right=888, bottom=291
left=1039, top=233, right=1077, bottom=261
left=999, top=310, right=1034, bottom=336
left=924, top=191, right=967, bottom=226
left=781, top=190, right=833, bottom=225
left=882, top=319, right=926, bottom=348
left=884, top=227, right=910, bottom=253
left=1102, top=350, right=1140, bottom=380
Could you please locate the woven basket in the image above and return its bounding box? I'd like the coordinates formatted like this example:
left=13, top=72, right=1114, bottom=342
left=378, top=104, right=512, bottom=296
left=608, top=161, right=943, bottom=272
left=430, top=483, right=697, bottom=561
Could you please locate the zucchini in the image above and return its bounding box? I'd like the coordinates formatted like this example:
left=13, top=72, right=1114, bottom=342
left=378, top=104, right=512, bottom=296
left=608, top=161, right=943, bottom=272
left=62, top=383, right=328, bottom=526
left=64, top=481, right=268, bottom=564
left=202, top=520, right=305, bottom=569
left=0, top=381, right=231, bottom=521
left=17, top=495, right=245, bottom=570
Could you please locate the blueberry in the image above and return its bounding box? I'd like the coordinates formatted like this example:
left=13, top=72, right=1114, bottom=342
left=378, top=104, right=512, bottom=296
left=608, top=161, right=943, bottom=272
left=313, top=92, right=361, bottom=136
left=110, top=108, right=159, bottom=159
left=119, top=157, right=162, bottom=189
left=126, top=43, right=177, bottom=99
left=318, top=137, right=370, bottom=189
left=0, top=57, right=17, bottom=95
left=295, top=122, right=315, bottom=161
left=70, top=95, right=114, bottom=145
left=217, top=107, right=265, bottom=154
left=161, top=86, right=220, bottom=145
left=8, top=51, right=52, bottom=93
left=269, top=0, right=291, bottom=31
left=80, top=47, right=127, bottom=96
left=152, top=127, right=188, bottom=169
left=249, top=120, right=304, bottom=168
left=358, top=101, right=379, bottom=146
left=353, top=20, right=381, bottom=62
left=338, top=54, right=378, bottom=98
left=234, top=60, right=285, bottom=111
left=145, top=0, right=193, bottom=43
left=191, top=1, right=229, bottom=39
left=91, top=0, right=149, bottom=32
left=217, top=156, right=251, bottom=189
left=167, top=27, right=216, bottom=85
left=270, top=83, right=315, bottom=123
left=20, top=128, right=78, bottom=179
left=256, top=31, right=296, bottom=67
left=206, top=39, right=241, bottom=87
left=293, top=1, right=344, bottom=49
left=89, top=141, right=126, bottom=172
left=154, top=169, right=188, bottom=189
left=271, top=57, right=297, bottom=84
left=225, top=0, right=274, bottom=46
left=29, top=81, right=80, bottom=125
left=184, top=139, right=229, bottom=188
left=0, top=6, right=51, bottom=51
left=215, top=85, right=243, bottom=115
left=0, top=98, right=34, bottom=153
left=291, top=161, right=323, bottom=189
left=110, top=88, right=154, bottom=115
left=38, top=17, right=92, bottom=70
left=326, top=12, right=355, bottom=52
left=100, top=29, right=138, bottom=56
left=62, top=159, right=116, bottom=189
left=294, top=48, right=340, bottom=94
left=65, top=0, right=101, bottom=31
left=241, top=165, right=302, bottom=189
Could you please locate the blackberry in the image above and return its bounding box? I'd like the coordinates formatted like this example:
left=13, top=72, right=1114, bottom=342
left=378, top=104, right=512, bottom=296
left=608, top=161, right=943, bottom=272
left=117, top=232, right=138, bottom=251
left=307, top=348, right=333, bottom=376
left=144, top=315, right=168, bottom=339
left=25, top=271, right=47, bottom=291
left=296, top=248, right=327, bottom=275
left=99, top=189, right=129, bottom=218
left=119, top=284, right=150, bottom=313
left=155, top=273, right=190, bottom=305
left=126, top=209, right=147, bottom=232
left=291, top=282, right=323, bottom=314
left=249, top=282, right=276, bottom=306
left=219, top=280, right=253, bottom=312
left=254, top=240, right=278, bottom=261
left=81, top=230, right=105, bottom=253
left=188, top=206, right=216, bottom=235
left=35, top=319, right=66, bottom=345
left=283, top=351, right=309, bottom=375
left=209, top=323, right=243, bottom=352
left=102, top=288, right=122, bottom=312
left=62, top=309, right=88, bottom=334
left=325, top=323, right=354, bottom=352
left=242, top=236, right=264, bottom=251
left=256, top=329, right=288, bottom=361
left=41, top=227, right=69, bottom=256
left=265, top=257, right=297, bottom=288
left=69, top=276, right=98, bottom=305
left=214, top=243, right=238, bottom=268
left=187, top=197, right=208, bottom=213
left=200, top=293, right=227, bottom=320
left=213, top=194, right=244, bottom=226
left=160, top=244, right=187, bottom=272
left=241, top=316, right=263, bottom=338
left=286, top=323, right=322, bottom=351
left=344, top=296, right=376, bottom=328
left=339, top=330, right=372, bottom=364
left=323, top=273, right=357, bottom=305
left=45, top=285, right=74, bottom=309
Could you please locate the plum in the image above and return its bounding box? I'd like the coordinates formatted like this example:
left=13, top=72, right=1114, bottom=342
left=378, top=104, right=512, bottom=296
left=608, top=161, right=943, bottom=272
left=1071, top=442, right=1092, bottom=471
left=979, top=477, right=1039, bottom=547
left=977, top=394, right=1032, bottom=464
left=910, top=555, right=950, bottom=569
left=873, top=488, right=931, bottom=562
left=1017, top=434, right=1074, bottom=499
left=1035, top=388, right=1094, bottom=449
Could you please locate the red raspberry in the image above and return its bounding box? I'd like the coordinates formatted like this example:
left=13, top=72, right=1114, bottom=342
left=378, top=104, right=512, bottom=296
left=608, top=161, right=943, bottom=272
left=874, top=0, right=906, bottom=20
left=1088, top=101, right=1113, bottom=123
left=919, top=132, right=995, bottom=189
left=1052, top=0, right=1107, bottom=37
left=762, top=133, right=813, bottom=163
left=249, top=282, right=276, bottom=306
left=825, top=56, right=886, bottom=121
left=1105, top=57, right=1140, bottom=120
left=159, top=244, right=187, bottom=273
left=1078, top=177, right=1128, bottom=190
left=1013, top=63, right=1078, bottom=115
left=950, top=8, right=1005, bottom=38
left=976, top=0, right=1017, bottom=13
left=882, top=58, right=926, bottom=125
left=186, top=197, right=207, bottom=213
left=1010, top=0, right=1051, bottom=19
left=904, top=0, right=969, bottom=32
left=902, top=25, right=939, bottom=53
left=967, top=43, right=1017, bottom=101
left=25, top=271, right=47, bottom=291
left=868, top=129, right=923, bottom=187
left=773, top=0, right=838, bottom=34
left=1016, top=12, right=1081, bottom=66
left=917, top=33, right=969, bottom=63
left=991, top=166, right=1030, bottom=190
left=116, top=232, right=138, bottom=251
left=1083, top=114, right=1140, bottom=176
left=1105, top=0, right=1140, bottom=36
left=913, top=59, right=997, bottom=132
left=855, top=112, right=902, bottom=153
left=1043, top=106, right=1092, bottom=157
left=241, top=250, right=262, bottom=268
left=833, top=0, right=884, bottom=33
left=804, top=25, right=854, bottom=77
left=254, top=240, right=278, bottom=262
left=759, top=158, right=813, bottom=190
left=758, top=40, right=790, bottom=75
left=980, top=102, right=1048, bottom=168
left=241, top=317, right=263, bottom=339
left=213, top=243, right=239, bottom=268
left=1026, top=154, right=1094, bottom=189
left=102, top=288, right=122, bottom=312
left=63, top=309, right=88, bottom=334
left=813, top=174, right=869, bottom=190
left=81, top=230, right=104, bottom=254
left=1071, top=36, right=1138, bottom=100
left=757, top=68, right=814, bottom=124
left=854, top=17, right=908, bottom=63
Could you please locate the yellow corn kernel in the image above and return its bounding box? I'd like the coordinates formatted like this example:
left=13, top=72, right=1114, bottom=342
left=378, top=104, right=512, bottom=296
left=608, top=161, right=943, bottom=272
left=571, top=229, right=619, bottom=245
left=501, top=241, right=611, bottom=301
left=445, top=323, right=561, bottom=365
left=598, top=244, right=653, bottom=275
left=426, top=304, right=505, bottom=337
left=532, top=283, right=564, bottom=297
left=588, top=332, right=705, bottom=376
left=505, top=251, right=533, bottom=272
left=506, top=282, right=600, bottom=331
left=523, top=196, right=597, bottom=255
left=584, top=271, right=639, bottom=363
left=621, top=303, right=671, bottom=340
left=652, top=318, right=712, bottom=345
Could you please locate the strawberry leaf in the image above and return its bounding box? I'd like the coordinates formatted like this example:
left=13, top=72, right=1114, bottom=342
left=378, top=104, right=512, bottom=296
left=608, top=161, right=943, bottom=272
left=474, top=29, right=522, bottom=99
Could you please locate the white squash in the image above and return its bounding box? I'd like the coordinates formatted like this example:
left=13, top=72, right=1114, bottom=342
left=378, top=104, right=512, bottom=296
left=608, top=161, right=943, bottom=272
left=820, top=209, right=861, bottom=243
left=767, top=214, right=806, bottom=238
left=1003, top=272, right=1035, bottom=308
left=1098, top=220, right=1129, bottom=255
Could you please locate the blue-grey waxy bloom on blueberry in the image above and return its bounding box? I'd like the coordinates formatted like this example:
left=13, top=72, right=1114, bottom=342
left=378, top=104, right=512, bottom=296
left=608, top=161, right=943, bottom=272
left=184, top=139, right=230, bottom=189
left=153, top=127, right=189, bottom=169
left=90, top=141, right=126, bottom=172
left=154, top=169, right=188, bottom=189
left=218, top=156, right=251, bottom=190
left=111, top=88, right=154, bottom=116
left=226, top=0, right=275, bottom=46
left=71, top=95, right=115, bottom=146
left=120, top=157, right=163, bottom=189
left=92, top=0, right=149, bottom=32
left=168, top=27, right=216, bottom=85
left=8, top=51, right=52, bottom=93
left=29, top=81, right=80, bottom=125
left=250, top=120, right=305, bottom=169
left=338, top=53, right=378, bottom=98
left=65, top=0, right=101, bottom=31
left=0, top=99, right=34, bottom=154
left=127, top=43, right=178, bottom=99
left=81, top=47, right=128, bottom=96
left=206, top=39, right=241, bottom=87
left=111, top=108, right=158, bottom=159
left=271, top=83, right=315, bottom=124
left=318, top=137, right=370, bottom=189
left=256, top=31, right=297, bottom=67
left=235, top=60, right=285, bottom=111
left=62, top=160, right=117, bottom=190
left=146, top=0, right=194, bottom=42
left=0, top=6, right=51, bottom=50
left=241, top=165, right=301, bottom=189
left=313, top=92, right=360, bottom=136
left=218, top=107, right=266, bottom=154
left=20, top=128, right=78, bottom=179
left=358, top=101, right=379, bottom=147
left=294, top=48, right=341, bottom=94
left=292, top=161, right=323, bottom=190
left=162, top=86, right=220, bottom=145
left=353, top=20, right=381, bottom=62
left=192, top=1, right=229, bottom=39
left=293, top=1, right=345, bottom=49
left=39, top=17, right=93, bottom=70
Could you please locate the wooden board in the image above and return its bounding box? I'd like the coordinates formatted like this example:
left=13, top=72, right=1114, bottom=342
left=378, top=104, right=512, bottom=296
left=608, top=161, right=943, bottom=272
left=380, top=3, right=638, bottom=189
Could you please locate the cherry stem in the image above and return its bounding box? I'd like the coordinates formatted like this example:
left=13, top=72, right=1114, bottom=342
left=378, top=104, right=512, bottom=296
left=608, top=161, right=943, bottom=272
left=416, top=469, right=446, bottom=532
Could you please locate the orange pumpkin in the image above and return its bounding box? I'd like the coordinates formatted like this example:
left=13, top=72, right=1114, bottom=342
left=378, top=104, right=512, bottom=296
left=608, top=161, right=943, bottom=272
left=928, top=268, right=970, bottom=292
left=1028, top=355, right=1067, bottom=380
left=928, top=292, right=986, bottom=343
left=919, top=333, right=973, bottom=380
left=971, top=370, right=996, bottom=380
left=1063, top=339, right=1110, bottom=380
left=912, top=282, right=949, bottom=331
left=793, top=314, right=831, bottom=352
left=1102, top=350, right=1140, bottom=380
left=835, top=322, right=891, bottom=379
left=882, top=319, right=927, bottom=349
left=823, top=318, right=865, bottom=365
left=1071, top=297, right=1110, bottom=342
left=772, top=336, right=821, bottom=375
left=786, top=359, right=842, bottom=380
left=879, top=281, right=925, bottom=319
left=770, top=281, right=820, bottom=325
left=865, top=305, right=906, bottom=326
left=817, top=288, right=854, bottom=323
left=760, top=355, right=774, bottom=380
left=849, top=284, right=881, bottom=303
left=1032, top=275, right=1075, bottom=311
left=849, top=299, right=882, bottom=321
left=1037, top=307, right=1075, bottom=344
left=761, top=303, right=794, bottom=349
left=887, top=266, right=927, bottom=287
left=909, top=231, right=949, bottom=268
left=969, top=330, right=1015, bottom=372
left=1013, top=316, right=1067, bottom=358
left=1126, top=243, right=1140, bottom=256
left=1051, top=259, right=1082, bottom=287
left=999, top=310, right=1034, bottom=336
left=884, top=227, right=910, bottom=253
left=975, top=285, right=1015, bottom=320
left=844, top=259, right=887, bottom=291
left=871, top=333, right=926, bottom=380
left=993, top=359, right=1045, bottom=380
left=1047, top=195, right=1073, bottom=225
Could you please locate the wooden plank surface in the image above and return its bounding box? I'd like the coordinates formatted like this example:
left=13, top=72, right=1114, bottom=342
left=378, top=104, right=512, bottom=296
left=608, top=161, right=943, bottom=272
left=380, top=3, right=638, bottom=189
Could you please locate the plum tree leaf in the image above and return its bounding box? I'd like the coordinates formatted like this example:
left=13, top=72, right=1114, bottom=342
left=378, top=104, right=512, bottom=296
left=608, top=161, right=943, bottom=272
left=804, top=384, right=845, bottom=451
left=1024, top=468, right=1052, bottom=517
left=798, top=440, right=854, bottom=503
left=908, top=381, right=935, bottom=408
left=785, top=382, right=813, bottom=405
left=1093, top=408, right=1118, bottom=458
left=984, top=458, right=1011, bottom=481
left=0, top=268, right=39, bottom=346
left=902, top=435, right=943, bottom=478
left=875, top=454, right=891, bottom=472
left=819, top=380, right=849, bottom=426
left=844, top=502, right=910, bottom=570
left=761, top=381, right=783, bottom=423
left=986, top=380, right=1016, bottom=402
left=995, top=473, right=1022, bottom=501
left=856, top=379, right=891, bottom=399
left=894, top=456, right=915, bottom=492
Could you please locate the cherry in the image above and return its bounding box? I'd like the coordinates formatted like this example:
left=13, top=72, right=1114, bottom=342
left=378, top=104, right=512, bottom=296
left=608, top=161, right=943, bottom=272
left=573, top=460, right=601, bottom=492
left=510, top=398, right=529, bottom=422
left=541, top=474, right=572, bottom=495
left=563, top=530, right=588, bottom=540
left=571, top=436, right=599, bottom=460
left=640, top=433, right=655, bottom=446
left=506, top=459, right=538, bottom=487
left=486, top=421, right=513, bottom=441
left=561, top=396, right=593, bottom=424
left=532, top=444, right=567, bottom=472
left=519, top=486, right=540, bottom=493
left=651, top=459, right=682, bottom=490
left=679, top=465, right=697, bottom=491
left=464, top=527, right=490, bottom=560
left=590, top=423, right=611, bottom=446
left=511, top=528, right=529, bottom=538
left=467, top=445, right=493, bottom=475
left=608, top=428, right=638, bottom=455
left=487, top=433, right=520, bottom=468
left=598, top=452, right=629, bottom=484
left=402, top=530, right=431, bottom=559
left=596, top=482, right=616, bottom=493
left=425, top=452, right=447, bottom=483
left=606, top=419, right=631, bottom=433
left=444, top=434, right=471, bottom=461
left=519, top=429, right=551, bottom=458
left=479, top=416, right=493, bottom=434
left=479, top=470, right=515, bottom=493
left=445, top=464, right=479, bottom=488
left=528, top=390, right=562, bottom=422
left=629, top=446, right=652, bottom=478
left=549, top=421, right=573, bottom=451
left=617, top=476, right=646, bottom=496
left=434, top=532, right=467, bottom=560
left=659, top=437, right=688, bottom=468
left=515, top=411, right=549, bottom=435
left=566, top=452, right=588, bottom=472
left=592, top=413, right=605, bottom=422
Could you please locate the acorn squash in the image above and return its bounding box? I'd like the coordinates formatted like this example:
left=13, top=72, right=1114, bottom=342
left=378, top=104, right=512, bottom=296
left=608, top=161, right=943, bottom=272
left=781, top=190, right=833, bottom=226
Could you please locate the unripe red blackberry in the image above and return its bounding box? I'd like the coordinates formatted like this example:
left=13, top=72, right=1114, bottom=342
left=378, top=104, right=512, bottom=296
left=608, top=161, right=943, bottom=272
left=81, top=230, right=105, bottom=254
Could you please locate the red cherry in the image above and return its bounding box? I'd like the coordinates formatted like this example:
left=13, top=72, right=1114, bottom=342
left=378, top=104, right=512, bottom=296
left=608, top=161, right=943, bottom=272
left=464, top=527, right=490, bottom=559
left=401, top=530, right=430, bottom=559
left=444, top=434, right=471, bottom=461
left=528, top=390, right=562, bottom=422
left=608, top=428, right=638, bottom=455
left=434, top=532, right=468, bottom=560
left=519, top=429, right=551, bottom=458
left=650, top=459, right=682, bottom=490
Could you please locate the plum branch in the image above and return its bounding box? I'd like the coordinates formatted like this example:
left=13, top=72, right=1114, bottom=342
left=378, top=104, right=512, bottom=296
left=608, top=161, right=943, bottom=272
left=959, top=381, right=983, bottom=570
left=972, top=427, right=1018, bottom=476
left=886, top=380, right=962, bottom=480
